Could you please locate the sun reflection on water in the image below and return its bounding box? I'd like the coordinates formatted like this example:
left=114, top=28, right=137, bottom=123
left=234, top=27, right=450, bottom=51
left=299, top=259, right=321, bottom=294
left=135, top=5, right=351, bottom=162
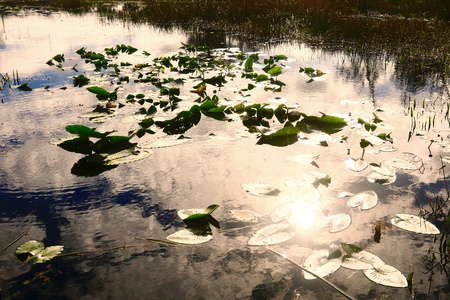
left=288, top=200, right=320, bottom=229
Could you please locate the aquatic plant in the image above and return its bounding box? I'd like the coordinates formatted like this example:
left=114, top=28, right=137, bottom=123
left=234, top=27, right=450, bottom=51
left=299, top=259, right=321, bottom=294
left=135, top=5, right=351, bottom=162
left=15, top=240, right=64, bottom=264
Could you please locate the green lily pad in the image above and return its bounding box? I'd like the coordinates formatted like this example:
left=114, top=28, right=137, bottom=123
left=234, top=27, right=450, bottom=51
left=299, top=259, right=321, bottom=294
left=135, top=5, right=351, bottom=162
left=15, top=240, right=63, bottom=264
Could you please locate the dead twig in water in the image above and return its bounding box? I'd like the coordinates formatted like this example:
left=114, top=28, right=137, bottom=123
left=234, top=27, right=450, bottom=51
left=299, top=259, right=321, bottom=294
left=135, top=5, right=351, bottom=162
left=57, top=237, right=185, bottom=258
left=0, top=229, right=29, bottom=255
left=267, top=247, right=356, bottom=300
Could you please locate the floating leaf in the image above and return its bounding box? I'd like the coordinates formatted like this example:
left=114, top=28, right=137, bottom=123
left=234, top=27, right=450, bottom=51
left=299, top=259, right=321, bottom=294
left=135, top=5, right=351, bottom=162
left=285, top=179, right=320, bottom=203
left=300, top=115, right=347, bottom=134
left=318, top=214, right=352, bottom=233
left=256, top=126, right=299, bottom=147
left=270, top=202, right=299, bottom=223
left=178, top=208, right=208, bottom=220
left=229, top=210, right=260, bottom=222
left=166, top=229, right=212, bottom=245
left=33, top=246, right=64, bottom=263
left=86, top=86, right=110, bottom=100
left=342, top=250, right=384, bottom=270
left=402, top=152, right=421, bottom=162
left=379, top=146, right=398, bottom=152
left=177, top=205, right=220, bottom=231
left=337, top=191, right=355, bottom=198
left=370, top=163, right=396, bottom=177
left=17, top=82, right=32, bottom=91
left=383, top=158, right=418, bottom=170
left=302, top=249, right=342, bottom=280
left=65, top=124, right=112, bottom=138
left=345, top=158, right=368, bottom=172
left=367, top=172, right=396, bottom=185
left=363, top=263, right=408, bottom=287
left=248, top=223, right=293, bottom=246
left=73, top=74, right=90, bottom=87
left=241, top=183, right=281, bottom=197
left=138, top=135, right=191, bottom=149
left=302, top=171, right=331, bottom=187
left=15, top=240, right=63, bottom=264
left=104, top=149, right=152, bottom=165
left=391, top=214, right=440, bottom=234
left=15, top=240, right=45, bottom=262
left=348, top=190, right=378, bottom=210
left=287, top=153, right=319, bottom=165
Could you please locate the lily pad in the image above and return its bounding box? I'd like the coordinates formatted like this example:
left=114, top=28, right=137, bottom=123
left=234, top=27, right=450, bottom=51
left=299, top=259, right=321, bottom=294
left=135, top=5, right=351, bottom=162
left=337, top=191, right=355, bottom=198
left=383, top=158, right=418, bottom=170
left=368, top=171, right=396, bottom=185
left=33, top=246, right=65, bottom=263
left=402, top=152, right=422, bottom=162
left=248, top=223, right=293, bottom=246
left=178, top=208, right=209, bottom=220
left=241, top=183, right=281, bottom=197
left=363, top=263, right=408, bottom=287
left=287, top=154, right=320, bottom=165
left=302, top=249, right=342, bottom=280
left=379, top=145, right=398, bottom=152
left=345, top=158, right=368, bottom=172
left=270, top=202, right=299, bottom=223
left=302, top=171, right=331, bottom=186
left=370, top=164, right=396, bottom=177
left=166, top=229, right=213, bottom=244
left=318, top=214, right=352, bottom=233
left=138, top=135, right=192, bottom=149
left=342, top=250, right=385, bottom=270
left=104, top=149, right=152, bottom=165
left=15, top=240, right=63, bottom=264
left=229, top=210, right=260, bottom=222
left=367, top=172, right=397, bottom=185
left=285, top=179, right=320, bottom=203
left=391, top=214, right=440, bottom=234
left=348, top=190, right=378, bottom=210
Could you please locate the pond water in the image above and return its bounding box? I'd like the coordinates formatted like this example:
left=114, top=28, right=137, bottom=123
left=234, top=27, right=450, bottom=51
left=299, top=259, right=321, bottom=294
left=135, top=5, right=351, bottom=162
left=1, top=8, right=450, bottom=300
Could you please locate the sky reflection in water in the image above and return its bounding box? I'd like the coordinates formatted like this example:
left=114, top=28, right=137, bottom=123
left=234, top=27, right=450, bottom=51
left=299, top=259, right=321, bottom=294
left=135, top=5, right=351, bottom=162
left=0, top=9, right=449, bottom=300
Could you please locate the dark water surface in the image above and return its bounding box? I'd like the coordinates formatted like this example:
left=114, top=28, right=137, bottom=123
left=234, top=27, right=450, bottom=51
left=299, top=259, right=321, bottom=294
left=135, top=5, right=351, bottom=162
left=1, top=8, right=450, bottom=300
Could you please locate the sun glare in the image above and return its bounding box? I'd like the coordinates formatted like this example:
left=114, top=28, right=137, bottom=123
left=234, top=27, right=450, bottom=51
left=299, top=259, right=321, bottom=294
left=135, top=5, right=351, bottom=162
left=288, top=201, right=319, bottom=229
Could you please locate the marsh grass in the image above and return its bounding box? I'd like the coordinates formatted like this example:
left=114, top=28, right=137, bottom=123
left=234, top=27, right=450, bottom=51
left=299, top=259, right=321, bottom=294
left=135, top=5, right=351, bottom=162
left=415, top=159, right=450, bottom=286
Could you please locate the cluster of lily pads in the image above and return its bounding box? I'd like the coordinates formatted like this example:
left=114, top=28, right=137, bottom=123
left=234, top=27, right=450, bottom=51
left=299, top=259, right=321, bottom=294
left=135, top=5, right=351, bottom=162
left=36, top=43, right=444, bottom=293
left=41, top=43, right=355, bottom=176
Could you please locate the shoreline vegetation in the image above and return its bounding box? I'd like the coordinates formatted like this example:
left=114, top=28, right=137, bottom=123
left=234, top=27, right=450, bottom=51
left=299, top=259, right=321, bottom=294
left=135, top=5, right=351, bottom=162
left=2, top=0, right=450, bottom=94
